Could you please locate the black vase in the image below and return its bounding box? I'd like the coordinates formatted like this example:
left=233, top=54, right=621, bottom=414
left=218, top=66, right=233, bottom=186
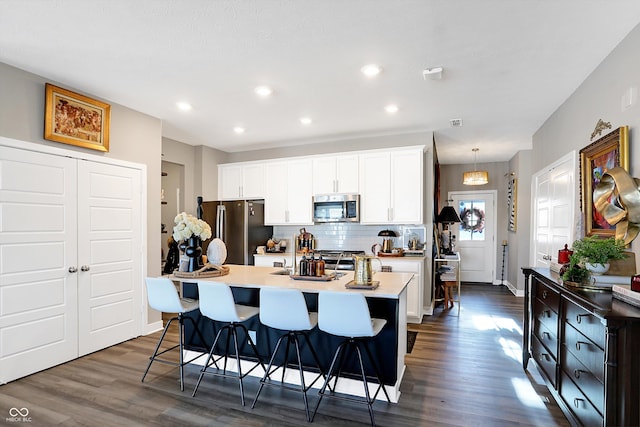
left=184, top=236, right=203, bottom=272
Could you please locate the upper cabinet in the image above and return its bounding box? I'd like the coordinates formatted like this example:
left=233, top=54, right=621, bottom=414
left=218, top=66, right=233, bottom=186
left=264, top=159, right=313, bottom=225
left=218, top=163, right=265, bottom=200
left=359, top=147, right=423, bottom=224
left=312, top=154, right=359, bottom=194
left=220, top=145, right=424, bottom=225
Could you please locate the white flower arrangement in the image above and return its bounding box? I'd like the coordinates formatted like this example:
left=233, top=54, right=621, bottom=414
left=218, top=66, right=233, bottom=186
left=172, top=212, right=212, bottom=242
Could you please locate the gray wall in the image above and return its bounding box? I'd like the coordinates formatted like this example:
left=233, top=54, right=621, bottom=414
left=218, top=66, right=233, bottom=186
left=438, top=161, right=510, bottom=284
left=162, top=137, right=228, bottom=210
left=0, top=61, right=163, bottom=324
left=529, top=21, right=640, bottom=275
left=226, top=131, right=432, bottom=163
left=508, top=150, right=533, bottom=293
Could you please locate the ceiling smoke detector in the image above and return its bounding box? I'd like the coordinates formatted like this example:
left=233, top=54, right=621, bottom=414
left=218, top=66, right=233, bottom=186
left=423, top=67, right=443, bottom=80
left=449, top=118, right=463, bottom=127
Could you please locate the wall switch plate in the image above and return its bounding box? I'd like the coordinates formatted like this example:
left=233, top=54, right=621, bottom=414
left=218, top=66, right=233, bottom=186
left=622, top=86, right=637, bottom=111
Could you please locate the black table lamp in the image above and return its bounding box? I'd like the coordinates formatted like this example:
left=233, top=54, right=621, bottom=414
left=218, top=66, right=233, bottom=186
left=438, top=205, right=461, bottom=255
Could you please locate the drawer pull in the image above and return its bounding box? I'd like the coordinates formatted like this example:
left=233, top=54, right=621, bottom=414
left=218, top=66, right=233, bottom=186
left=542, top=290, right=548, bottom=299
left=543, top=310, right=551, bottom=318
left=542, top=331, right=551, bottom=340
left=573, top=369, right=585, bottom=379
left=575, top=341, right=590, bottom=351
left=573, top=397, right=584, bottom=408
left=576, top=313, right=590, bottom=324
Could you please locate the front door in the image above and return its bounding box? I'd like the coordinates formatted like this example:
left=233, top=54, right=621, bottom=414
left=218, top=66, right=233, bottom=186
left=449, top=191, right=497, bottom=283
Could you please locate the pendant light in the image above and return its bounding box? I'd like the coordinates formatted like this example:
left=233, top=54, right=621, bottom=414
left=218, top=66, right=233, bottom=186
left=463, top=148, right=489, bottom=185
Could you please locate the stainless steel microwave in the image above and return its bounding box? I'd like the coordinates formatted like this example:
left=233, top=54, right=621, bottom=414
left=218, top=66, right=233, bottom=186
left=312, top=194, right=360, bottom=223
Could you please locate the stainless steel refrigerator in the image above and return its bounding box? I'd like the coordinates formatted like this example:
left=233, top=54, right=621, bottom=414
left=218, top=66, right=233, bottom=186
left=201, top=200, right=273, bottom=265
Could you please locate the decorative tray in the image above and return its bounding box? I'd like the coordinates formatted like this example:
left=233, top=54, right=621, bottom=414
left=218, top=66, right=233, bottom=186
left=377, top=251, right=404, bottom=257
left=174, top=264, right=230, bottom=278
left=290, top=272, right=337, bottom=281
left=345, top=280, right=380, bottom=290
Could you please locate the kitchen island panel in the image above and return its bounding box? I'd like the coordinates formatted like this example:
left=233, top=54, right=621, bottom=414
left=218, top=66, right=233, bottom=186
left=172, top=265, right=410, bottom=402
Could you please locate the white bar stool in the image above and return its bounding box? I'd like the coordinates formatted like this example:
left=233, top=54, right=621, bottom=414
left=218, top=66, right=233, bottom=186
left=192, top=281, right=265, bottom=406
left=251, top=287, right=327, bottom=422
left=311, top=291, right=391, bottom=426
left=141, top=277, right=207, bottom=391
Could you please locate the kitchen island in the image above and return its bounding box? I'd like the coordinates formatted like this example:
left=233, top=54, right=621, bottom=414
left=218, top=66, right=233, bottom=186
left=171, top=265, right=412, bottom=402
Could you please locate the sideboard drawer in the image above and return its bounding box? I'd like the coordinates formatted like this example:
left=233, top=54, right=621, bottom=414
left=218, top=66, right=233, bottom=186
left=563, top=322, right=604, bottom=384
left=559, top=370, right=603, bottom=427
left=561, top=343, right=604, bottom=415
left=533, top=319, right=558, bottom=360
left=564, top=301, right=605, bottom=350
left=532, top=335, right=557, bottom=387
left=535, top=280, right=560, bottom=313
left=534, top=297, right=558, bottom=336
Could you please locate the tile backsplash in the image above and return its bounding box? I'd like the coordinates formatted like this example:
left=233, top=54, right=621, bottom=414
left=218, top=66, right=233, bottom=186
left=272, top=223, right=426, bottom=254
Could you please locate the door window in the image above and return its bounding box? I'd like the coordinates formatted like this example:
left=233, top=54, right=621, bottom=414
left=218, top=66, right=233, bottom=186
left=458, top=200, right=486, bottom=241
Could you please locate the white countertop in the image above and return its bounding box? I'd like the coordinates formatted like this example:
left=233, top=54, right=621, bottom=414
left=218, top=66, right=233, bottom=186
left=171, top=265, right=412, bottom=299
left=254, top=253, right=426, bottom=261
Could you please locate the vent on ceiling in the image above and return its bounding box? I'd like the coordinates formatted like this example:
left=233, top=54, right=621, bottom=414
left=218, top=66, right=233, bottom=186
left=449, top=118, right=463, bottom=127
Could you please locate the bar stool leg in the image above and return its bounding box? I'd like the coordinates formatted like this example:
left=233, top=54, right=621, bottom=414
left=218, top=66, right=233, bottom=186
left=300, top=332, right=332, bottom=391
left=354, top=343, right=375, bottom=426
left=141, top=317, right=176, bottom=384
left=230, top=325, right=247, bottom=406
left=291, top=334, right=311, bottom=422
left=361, top=341, right=391, bottom=402
left=178, top=316, right=185, bottom=391
left=192, top=324, right=226, bottom=397
left=312, top=340, right=346, bottom=422
left=251, top=334, right=287, bottom=408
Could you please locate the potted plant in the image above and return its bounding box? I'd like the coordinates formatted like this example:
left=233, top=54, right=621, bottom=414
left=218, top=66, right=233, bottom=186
left=570, top=236, right=627, bottom=275
left=560, top=255, right=591, bottom=285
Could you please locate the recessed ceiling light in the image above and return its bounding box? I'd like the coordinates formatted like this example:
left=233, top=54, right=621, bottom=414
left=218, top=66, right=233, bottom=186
left=233, top=127, right=245, bottom=134
left=176, top=101, right=192, bottom=111
left=254, top=86, right=273, bottom=97
left=361, top=64, right=382, bottom=77
left=300, top=117, right=312, bottom=125
left=385, top=104, right=399, bottom=114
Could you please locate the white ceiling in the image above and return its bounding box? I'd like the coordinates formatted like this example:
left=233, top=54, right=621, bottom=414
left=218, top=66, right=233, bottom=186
left=2, top=0, right=640, bottom=164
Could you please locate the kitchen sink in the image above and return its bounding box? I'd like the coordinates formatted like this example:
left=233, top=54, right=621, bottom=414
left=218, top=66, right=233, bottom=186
left=270, top=270, right=292, bottom=275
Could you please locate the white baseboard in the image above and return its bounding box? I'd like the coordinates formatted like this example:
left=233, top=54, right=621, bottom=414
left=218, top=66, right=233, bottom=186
left=144, top=320, right=164, bottom=335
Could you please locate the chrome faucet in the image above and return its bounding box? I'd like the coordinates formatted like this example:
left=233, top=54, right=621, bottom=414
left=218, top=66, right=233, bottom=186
left=334, top=252, right=343, bottom=272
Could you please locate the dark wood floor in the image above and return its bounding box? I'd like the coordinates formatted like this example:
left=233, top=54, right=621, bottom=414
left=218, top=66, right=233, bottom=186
left=0, top=284, right=570, bottom=426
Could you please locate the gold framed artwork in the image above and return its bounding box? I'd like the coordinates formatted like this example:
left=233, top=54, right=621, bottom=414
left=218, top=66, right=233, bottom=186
left=580, top=125, right=629, bottom=238
left=44, top=83, right=110, bottom=152
left=507, top=174, right=517, bottom=232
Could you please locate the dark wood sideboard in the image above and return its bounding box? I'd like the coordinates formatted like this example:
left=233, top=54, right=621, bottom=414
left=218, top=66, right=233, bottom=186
left=522, top=268, right=640, bottom=427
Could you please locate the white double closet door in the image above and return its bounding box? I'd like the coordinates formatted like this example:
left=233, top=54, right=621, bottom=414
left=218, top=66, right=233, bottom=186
left=0, top=145, right=143, bottom=383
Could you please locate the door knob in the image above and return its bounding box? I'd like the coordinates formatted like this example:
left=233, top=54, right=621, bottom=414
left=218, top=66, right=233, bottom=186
left=81, top=265, right=90, bottom=272
left=68, top=267, right=78, bottom=273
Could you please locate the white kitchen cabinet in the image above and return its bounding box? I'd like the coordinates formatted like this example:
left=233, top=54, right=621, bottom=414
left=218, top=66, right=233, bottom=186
left=378, top=257, right=424, bottom=323
left=218, top=162, right=265, bottom=200
left=312, top=154, right=359, bottom=194
left=359, top=147, right=423, bottom=224
left=0, top=142, right=144, bottom=383
left=264, top=159, right=313, bottom=225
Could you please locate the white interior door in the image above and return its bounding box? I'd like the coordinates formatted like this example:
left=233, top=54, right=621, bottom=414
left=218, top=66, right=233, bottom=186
left=77, top=161, right=142, bottom=356
left=449, top=191, right=496, bottom=283
left=531, top=152, right=575, bottom=267
left=0, top=147, right=78, bottom=383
